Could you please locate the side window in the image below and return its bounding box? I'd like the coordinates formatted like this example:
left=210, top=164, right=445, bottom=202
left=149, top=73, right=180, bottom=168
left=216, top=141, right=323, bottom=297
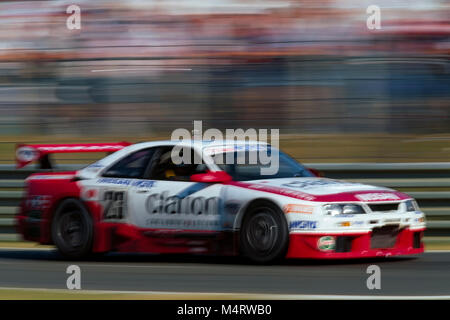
left=149, top=146, right=207, bottom=181
left=103, top=149, right=154, bottom=179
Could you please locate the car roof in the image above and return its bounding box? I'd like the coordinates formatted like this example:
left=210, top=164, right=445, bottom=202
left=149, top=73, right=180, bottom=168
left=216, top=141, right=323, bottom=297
left=121, top=139, right=270, bottom=155
left=132, top=139, right=269, bottom=149
left=76, top=139, right=271, bottom=179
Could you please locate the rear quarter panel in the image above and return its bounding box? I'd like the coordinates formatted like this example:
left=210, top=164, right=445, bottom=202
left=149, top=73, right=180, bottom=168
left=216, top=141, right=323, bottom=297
left=17, top=172, right=82, bottom=244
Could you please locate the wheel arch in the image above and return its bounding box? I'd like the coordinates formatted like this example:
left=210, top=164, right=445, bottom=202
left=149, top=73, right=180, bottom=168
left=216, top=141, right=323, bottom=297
left=236, top=198, right=290, bottom=263
left=233, top=198, right=286, bottom=230
left=50, top=196, right=95, bottom=259
left=47, top=196, right=91, bottom=244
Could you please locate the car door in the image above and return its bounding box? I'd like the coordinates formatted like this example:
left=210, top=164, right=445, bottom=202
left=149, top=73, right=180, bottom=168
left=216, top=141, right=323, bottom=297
left=81, top=148, right=155, bottom=224
left=128, top=145, right=225, bottom=232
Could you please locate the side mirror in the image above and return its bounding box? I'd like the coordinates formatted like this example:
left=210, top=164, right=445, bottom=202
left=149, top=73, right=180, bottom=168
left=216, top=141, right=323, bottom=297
left=308, top=167, right=324, bottom=177
left=190, top=171, right=232, bottom=183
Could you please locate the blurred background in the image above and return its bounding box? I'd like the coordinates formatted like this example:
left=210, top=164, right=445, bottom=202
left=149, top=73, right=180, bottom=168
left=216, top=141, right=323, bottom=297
left=0, top=0, right=449, bottom=163
left=0, top=0, right=449, bottom=242
left=0, top=0, right=449, bottom=292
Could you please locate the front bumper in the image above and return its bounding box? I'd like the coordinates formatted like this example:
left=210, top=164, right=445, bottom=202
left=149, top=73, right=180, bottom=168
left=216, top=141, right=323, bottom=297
left=286, top=227, right=425, bottom=259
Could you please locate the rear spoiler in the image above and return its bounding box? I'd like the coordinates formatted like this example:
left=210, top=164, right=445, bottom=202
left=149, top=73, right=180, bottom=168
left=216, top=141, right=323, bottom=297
left=15, top=142, right=131, bottom=169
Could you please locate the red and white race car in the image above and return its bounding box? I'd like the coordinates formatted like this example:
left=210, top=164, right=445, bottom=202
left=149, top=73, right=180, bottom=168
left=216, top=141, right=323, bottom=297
left=16, top=140, right=426, bottom=262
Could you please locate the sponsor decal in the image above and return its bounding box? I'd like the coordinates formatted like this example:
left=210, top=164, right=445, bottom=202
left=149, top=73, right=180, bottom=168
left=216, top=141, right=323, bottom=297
left=330, top=214, right=355, bottom=218
left=81, top=187, right=101, bottom=201
left=317, top=236, right=336, bottom=251
left=97, top=178, right=133, bottom=186
left=81, top=188, right=98, bottom=201
left=16, top=146, right=39, bottom=163
left=339, top=220, right=364, bottom=227
left=87, top=162, right=104, bottom=168
left=132, top=180, right=156, bottom=189
left=289, top=220, right=318, bottom=229
left=26, top=195, right=51, bottom=210
left=356, top=193, right=400, bottom=201
left=97, top=178, right=155, bottom=188
left=203, top=146, right=235, bottom=156
left=146, top=191, right=219, bottom=215
left=284, top=204, right=314, bottom=214
left=145, top=218, right=220, bottom=228
left=86, top=189, right=97, bottom=198
left=86, top=162, right=105, bottom=172
left=282, top=179, right=362, bottom=190
left=203, top=144, right=268, bottom=156
left=247, top=184, right=316, bottom=201
left=143, top=185, right=221, bottom=229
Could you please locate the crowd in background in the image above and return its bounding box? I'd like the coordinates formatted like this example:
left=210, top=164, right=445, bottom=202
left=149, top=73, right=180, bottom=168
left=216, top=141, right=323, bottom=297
left=0, top=0, right=448, bottom=136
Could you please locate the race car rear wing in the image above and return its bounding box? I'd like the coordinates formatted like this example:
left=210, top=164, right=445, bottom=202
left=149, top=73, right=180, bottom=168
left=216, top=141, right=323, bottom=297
left=15, top=142, right=131, bottom=169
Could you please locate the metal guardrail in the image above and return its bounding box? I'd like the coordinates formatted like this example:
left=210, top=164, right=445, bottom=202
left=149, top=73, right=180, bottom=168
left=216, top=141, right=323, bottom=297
left=0, top=163, right=449, bottom=241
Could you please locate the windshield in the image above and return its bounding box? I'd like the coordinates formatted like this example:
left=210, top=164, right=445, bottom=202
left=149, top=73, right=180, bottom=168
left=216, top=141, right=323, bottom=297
left=209, top=148, right=313, bottom=181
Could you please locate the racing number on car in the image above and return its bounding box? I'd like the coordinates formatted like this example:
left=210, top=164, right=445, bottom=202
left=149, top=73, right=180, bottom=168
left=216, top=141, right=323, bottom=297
left=103, top=191, right=126, bottom=220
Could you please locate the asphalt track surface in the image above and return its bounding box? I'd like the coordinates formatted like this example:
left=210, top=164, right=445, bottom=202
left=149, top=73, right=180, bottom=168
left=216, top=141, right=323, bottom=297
left=0, top=248, right=449, bottom=296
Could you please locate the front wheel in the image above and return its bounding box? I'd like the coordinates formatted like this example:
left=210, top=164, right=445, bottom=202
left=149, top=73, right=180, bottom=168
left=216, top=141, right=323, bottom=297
left=51, top=199, right=94, bottom=259
left=240, top=201, right=289, bottom=264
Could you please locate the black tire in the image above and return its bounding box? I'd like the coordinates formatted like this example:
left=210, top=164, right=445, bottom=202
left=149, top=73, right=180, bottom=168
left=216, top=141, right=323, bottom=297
left=240, top=201, right=289, bottom=264
left=51, top=199, right=94, bottom=259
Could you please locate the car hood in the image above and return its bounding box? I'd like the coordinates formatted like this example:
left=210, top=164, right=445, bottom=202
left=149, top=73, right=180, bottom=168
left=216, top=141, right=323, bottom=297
left=246, top=177, right=391, bottom=195
left=240, top=177, right=412, bottom=202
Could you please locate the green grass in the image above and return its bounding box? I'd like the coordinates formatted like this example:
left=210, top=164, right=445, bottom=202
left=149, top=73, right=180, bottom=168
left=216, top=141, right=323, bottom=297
left=0, top=288, right=279, bottom=300
left=2, top=133, right=450, bottom=163
left=0, top=288, right=129, bottom=300
left=0, top=241, right=52, bottom=248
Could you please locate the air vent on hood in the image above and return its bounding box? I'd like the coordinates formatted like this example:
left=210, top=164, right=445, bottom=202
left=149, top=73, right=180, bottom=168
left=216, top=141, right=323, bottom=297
left=369, top=203, right=399, bottom=213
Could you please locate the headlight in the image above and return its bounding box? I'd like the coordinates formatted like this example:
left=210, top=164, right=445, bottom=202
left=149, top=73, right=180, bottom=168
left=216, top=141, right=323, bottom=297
left=405, top=200, right=419, bottom=212
left=323, top=204, right=366, bottom=216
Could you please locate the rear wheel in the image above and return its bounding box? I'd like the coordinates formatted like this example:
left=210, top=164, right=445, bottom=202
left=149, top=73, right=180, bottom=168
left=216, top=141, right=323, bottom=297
left=51, top=199, right=93, bottom=259
left=240, top=201, right=289, bottom=264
